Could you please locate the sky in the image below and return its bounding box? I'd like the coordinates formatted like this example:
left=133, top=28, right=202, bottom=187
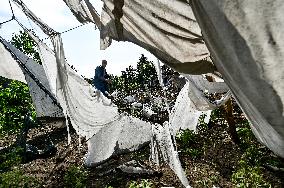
left=0, top=0, right=156, bottom=78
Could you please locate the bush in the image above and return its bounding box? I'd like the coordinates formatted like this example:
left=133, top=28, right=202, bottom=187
left=176, top=129, right=196, bottom=146
left=0, top=78, right=36, bottom=136
left=231, top=161, right=271, bottom=188
left=0, top=147, right=23, bottom=171
left=241, top=146, right=265, bottom=166
left=0, top=169, right=40, bottom=188
left=64, top=165, right=88, bottom=188
left=128, top=179, right=153, bottom=188
left=176, top=129, right=202, bottom=159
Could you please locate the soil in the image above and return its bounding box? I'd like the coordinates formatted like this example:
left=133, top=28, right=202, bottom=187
left=1, top=115, right=283, bottom=188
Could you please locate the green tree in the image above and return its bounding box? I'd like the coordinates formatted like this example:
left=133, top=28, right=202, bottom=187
left=0, top=78, right=35, bottom=136
left=11, top=30, right=41, bottom=64
left=0, top=30, right=39, bottom=136
left=110, top=54, right=160, bottom=94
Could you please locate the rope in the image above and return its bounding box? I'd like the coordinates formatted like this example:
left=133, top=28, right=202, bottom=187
left=0, top=0, right=15, bottom=25
left=61, top=23, right=87, bottom=35
left=8, top=0, right=15, bottom=18
left=0, top=18, right=14, bottom=26
left=42, top=23, right=88, bottom=40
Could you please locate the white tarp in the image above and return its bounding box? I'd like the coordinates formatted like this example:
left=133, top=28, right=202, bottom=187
left=0, top=36, right=64, bottom=118
left=63, top=0, right=216, bottom=75
left=12, top=0, right=156, bottom=166
left=169, top=82, right=211, bottom=135
left=0, top=42, right=26, bottom=83
left=151, top=123, right=191, bottom=188
left=191, top=0, right=284, bottom=157
left=85, top=115, right=152, bottom=166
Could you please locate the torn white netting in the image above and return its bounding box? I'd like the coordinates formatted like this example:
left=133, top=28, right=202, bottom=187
left=191, top=0, right=284, bottom=157
left=12, top=0, right=156, bottom=167
left=152, top=60, right=229, bottom=186
left=85, top=115, right=152, bottom=166
left=63, top=0, right=216, bottom=75
left=0, top=36, right=64, bottom=118
left=151, top=123, right=191, bottom=188
left=185, top=75, right=231, bottom=111
left=153, top=60, right=227, bottom=133
left=14, top=0, right=284, bottom=185
left=153, top=58, right=230, bottom=111
left=169, top=82, right=211, bottom=135
left=0, top=41, right=26, bottom=83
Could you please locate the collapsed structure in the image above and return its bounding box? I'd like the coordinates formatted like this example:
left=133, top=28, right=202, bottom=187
left=0, top=0, right=283, bottom=187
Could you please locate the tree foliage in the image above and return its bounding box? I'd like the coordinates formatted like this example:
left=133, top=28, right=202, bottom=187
left=0, top=78, right=35, bottom=136
left=11, top=30, right=41, bottom=64
left=110, top=54, right=161, bottom=94
left=0, top=30, right=39, bottom=136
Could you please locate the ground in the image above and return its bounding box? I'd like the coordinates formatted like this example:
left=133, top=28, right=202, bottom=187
left=1, top=109, right=283, bottom=187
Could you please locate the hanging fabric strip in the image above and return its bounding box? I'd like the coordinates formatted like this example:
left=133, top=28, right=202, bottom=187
left=185, top=74, right=231, bottom=111
left=154, top=59, right=164, bottom=88
left=62, top=0, right=101, bottom=27
left=152, top=123, right=191, bottom=188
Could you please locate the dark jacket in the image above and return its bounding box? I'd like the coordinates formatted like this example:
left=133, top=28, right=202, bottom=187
left=93, top=66, right=108, bottom=93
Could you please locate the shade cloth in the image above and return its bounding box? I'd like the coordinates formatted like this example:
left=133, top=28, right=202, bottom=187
left=63, top=0, right=216, bottom=75
left=0, top=36, right=64, bottom=118
left=191, top=0, right=284, bottom=157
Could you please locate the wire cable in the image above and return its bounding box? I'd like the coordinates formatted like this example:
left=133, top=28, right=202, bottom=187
left=8, top=0, right=15, bottom=18
left=42, top=22, right=89, bottom=41
left=0, top=0, right=15, bottom=26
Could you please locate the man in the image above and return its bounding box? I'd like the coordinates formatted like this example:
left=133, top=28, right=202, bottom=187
left=93, top=60, right=111, bottom=97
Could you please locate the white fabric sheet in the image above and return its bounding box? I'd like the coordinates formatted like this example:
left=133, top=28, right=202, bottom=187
left=85, top=115, right=152, bottom=166
left=0, top=37, right=64, bottom=118
left=63, top=0, right=216, bottom=75
left=0, top=42, right=26, bottom=83
left=151, top=123, right=191, bottom=188
left=191, top=0, right=284, bottom=157
left=169, top=82, right=211, bottom=135
left=40, top=34, right=120, bottom=139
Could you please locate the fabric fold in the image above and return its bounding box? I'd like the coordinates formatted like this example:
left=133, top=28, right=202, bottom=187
left=191, top=0, right=284, bottom=157
left=63, top=0, right=216, bottom=74
left=0, top=36, right=64, bottom=118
